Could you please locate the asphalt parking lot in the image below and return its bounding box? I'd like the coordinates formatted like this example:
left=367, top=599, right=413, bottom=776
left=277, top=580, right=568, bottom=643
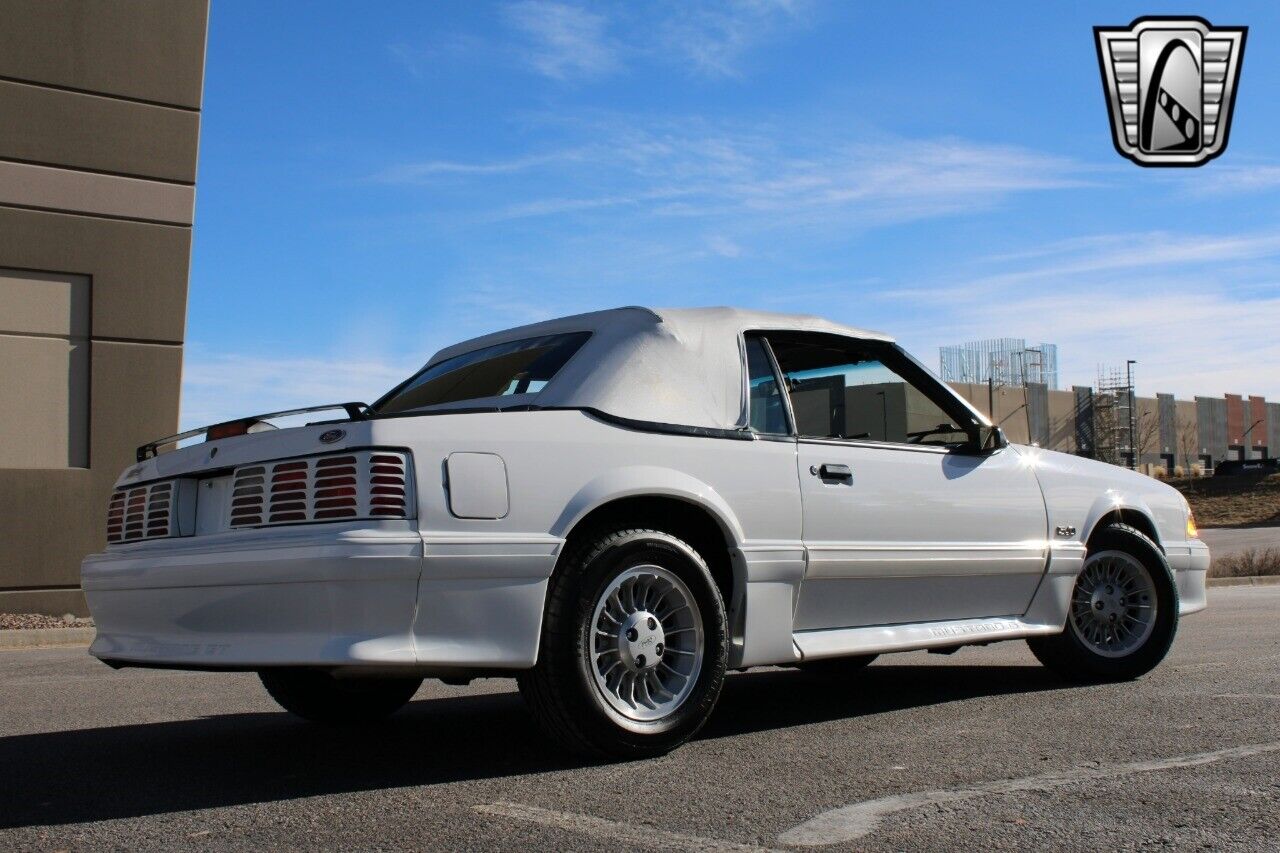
left=3, top=586, right=1278, bottom=852
left=1199, top=526, right=1280, bottom=559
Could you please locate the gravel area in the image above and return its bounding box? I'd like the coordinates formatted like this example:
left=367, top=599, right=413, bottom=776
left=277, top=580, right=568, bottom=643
left=0, top=613, right=94, bottom=631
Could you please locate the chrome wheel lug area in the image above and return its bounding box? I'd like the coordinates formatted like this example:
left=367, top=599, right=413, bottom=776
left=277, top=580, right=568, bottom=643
left=1069, top=551, right=1158, bottom=659
left=589, top=565, right=705, bottom=723
left=617, top=610, right=665, bottom=672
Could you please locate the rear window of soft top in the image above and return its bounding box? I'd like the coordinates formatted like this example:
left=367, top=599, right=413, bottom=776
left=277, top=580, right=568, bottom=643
left=371, top=331, right=591, bottom=415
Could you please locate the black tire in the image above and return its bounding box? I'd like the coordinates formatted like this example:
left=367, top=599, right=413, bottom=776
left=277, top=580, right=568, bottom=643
left=1028, top=523, right=1178, bottom=683
left=259, top=669, right=422, bottom=724
left=797, top=654, right=879, bottom=675
left=518, top=528, right=728, bottom=759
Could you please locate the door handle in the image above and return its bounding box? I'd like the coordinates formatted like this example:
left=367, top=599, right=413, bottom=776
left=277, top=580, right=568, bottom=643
left=812, top=463, right=853, bottom=481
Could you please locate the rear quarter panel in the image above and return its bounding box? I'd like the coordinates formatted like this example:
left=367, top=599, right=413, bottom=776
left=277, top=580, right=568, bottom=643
left=369, top=409, right=804, bottom=667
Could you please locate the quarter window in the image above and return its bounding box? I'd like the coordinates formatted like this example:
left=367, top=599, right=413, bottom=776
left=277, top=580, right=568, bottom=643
left=745, top=336, right=788, bottom=435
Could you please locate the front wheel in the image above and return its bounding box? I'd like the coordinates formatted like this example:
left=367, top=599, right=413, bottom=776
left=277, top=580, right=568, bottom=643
left=518, top=528, right=728, bottom=759
left=259, top=669, right=422, bottom=724
left=1028, top=523, right=1178, bottom=683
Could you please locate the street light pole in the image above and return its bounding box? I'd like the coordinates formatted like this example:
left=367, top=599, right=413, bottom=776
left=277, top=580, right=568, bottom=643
left=1126, top=360, right=1137, bottom=470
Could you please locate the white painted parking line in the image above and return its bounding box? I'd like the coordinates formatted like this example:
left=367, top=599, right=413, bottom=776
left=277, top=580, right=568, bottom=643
left=778, top=741, right=1280, bottom=846
left=474, top=801, right=780, bottom=852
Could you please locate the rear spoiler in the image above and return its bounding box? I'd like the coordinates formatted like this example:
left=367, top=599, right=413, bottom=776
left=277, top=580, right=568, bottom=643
left=137, top=402, right=368, bottom=462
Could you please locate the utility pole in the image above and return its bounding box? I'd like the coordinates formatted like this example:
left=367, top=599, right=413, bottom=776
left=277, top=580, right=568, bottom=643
left=1126, top=360, right=1137, bottom=469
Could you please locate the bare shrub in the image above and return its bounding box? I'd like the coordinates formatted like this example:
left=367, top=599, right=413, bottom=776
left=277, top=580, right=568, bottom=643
left=1209, top=548, right=1280, bottom=578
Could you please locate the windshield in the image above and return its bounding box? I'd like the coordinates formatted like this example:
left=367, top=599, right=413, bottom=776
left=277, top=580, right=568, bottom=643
left=371, top=331, right=591, bottom=415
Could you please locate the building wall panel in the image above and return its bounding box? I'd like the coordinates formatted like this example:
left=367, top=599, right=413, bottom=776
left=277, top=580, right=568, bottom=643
left=0, top=0, right=206, bottom=614
left=1248, top=396, right=1268, bottom=457
left=0, top=340, right=181, bottom=602
left=0, top=207, right=190, bottom=343
left=1197, top=397, right=1228, bottom=465
left=0, top=79, right=199, bottom=182
left=1268, top=403, right=1280, bottom=459
left=0, top=0, right=209, bottom=109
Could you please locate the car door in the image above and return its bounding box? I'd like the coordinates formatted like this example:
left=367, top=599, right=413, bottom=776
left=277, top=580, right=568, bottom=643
left=757, top=332, right=1049, bottom=631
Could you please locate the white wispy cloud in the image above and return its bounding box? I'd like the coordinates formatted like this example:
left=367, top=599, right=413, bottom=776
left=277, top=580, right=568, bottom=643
left=489, top=1, right=810, bottom=81
left=882, top=228, right=1280, bottom=399
left=373, top=150, right=584, bottom=183
left=1186, top=164, right=1280, bottom=195
left=966, top=288, right=1280, bottom=399
left=883, top=230, right=1280, bottom=303
left=179, top=351, right=414, bottom=430
left=658, top=0, right=808, bottom=77
left=706, top=235, right=743, bottom=257
left=502, top=1, right=620, bottom=80
left=386, top=34, right=484, bottom=79
left=380, top=120, right=1089, bottom=230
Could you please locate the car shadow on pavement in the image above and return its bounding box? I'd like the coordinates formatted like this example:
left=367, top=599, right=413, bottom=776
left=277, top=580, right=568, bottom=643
left=701, top=663, right=1068, bottom=741
left=0, top=663, right=1067, bottom=829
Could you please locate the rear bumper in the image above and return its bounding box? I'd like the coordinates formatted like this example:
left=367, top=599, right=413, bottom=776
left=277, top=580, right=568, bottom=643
left=82, top=525, right=560, bottom=671
left=1166, top=538, right=1210, bottom=616
left=83, top=528, right=424, bottom=668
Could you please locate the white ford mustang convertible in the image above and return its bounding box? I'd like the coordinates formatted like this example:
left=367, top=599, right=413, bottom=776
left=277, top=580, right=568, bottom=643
left=83, top=307, right=1210, bottom=757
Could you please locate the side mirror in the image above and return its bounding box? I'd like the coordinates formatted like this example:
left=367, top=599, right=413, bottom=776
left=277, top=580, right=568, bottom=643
left=971, top=425, right=1008, bottom=453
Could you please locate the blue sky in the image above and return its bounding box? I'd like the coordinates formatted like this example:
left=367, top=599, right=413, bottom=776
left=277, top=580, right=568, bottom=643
left=184, top=1, right=1280, bottom=427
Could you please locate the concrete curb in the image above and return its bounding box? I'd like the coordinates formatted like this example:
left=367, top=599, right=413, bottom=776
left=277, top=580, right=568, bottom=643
left=1207, top=576, right=1280, bottom=588
left=0, top=627, right=95, bottom=650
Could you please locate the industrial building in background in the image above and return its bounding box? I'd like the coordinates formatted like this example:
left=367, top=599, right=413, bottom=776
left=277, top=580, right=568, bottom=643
left=0, top=0, right=208, bottom=615
left=940, top=338, right=1060, bottom=389
left=941, top=341, right=1278, bottom=474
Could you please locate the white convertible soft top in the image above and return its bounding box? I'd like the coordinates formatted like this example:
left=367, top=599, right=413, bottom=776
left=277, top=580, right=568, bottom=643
left=424, top=306, right=894, bottom=432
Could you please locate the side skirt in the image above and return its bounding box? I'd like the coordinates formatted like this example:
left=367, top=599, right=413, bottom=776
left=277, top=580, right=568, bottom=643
left=794, top=615, right=1063, bottom=661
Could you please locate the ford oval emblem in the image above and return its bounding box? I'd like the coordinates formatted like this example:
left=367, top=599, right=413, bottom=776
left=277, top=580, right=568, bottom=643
left=319, top=429, right=346, bottom=444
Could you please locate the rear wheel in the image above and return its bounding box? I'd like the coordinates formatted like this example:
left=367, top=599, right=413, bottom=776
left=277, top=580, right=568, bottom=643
left=1028, top=523, right=1178, bottom=682
left=259, top=669, right=422, bottom=724
left=518, top=528, right=728, bottom=759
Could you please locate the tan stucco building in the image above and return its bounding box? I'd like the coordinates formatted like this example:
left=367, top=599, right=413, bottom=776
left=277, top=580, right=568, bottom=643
left=0, top=0, right=208, bottom=615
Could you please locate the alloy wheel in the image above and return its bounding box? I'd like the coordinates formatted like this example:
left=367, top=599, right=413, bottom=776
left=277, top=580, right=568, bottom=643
left=1069, top=550, right=1158, bottom=658
left=588, top=564, right=705, bottom=723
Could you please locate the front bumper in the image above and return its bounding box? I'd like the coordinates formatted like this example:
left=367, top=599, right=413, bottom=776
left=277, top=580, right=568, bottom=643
left=83, top=525, right=425, bottom=669
left=1166, top=538, right=1211, bottom=615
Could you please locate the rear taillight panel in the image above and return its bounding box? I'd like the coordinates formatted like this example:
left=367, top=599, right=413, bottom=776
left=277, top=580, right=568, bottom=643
left=105, top=449, right=414, bottom=546
left=106, top=479, right=195, bottom=543
left=228, top=449, right=413, bottom=529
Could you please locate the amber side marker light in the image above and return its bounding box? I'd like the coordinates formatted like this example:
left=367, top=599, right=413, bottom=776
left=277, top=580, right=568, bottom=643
left=1186, top=512, right=1199, bottom=539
